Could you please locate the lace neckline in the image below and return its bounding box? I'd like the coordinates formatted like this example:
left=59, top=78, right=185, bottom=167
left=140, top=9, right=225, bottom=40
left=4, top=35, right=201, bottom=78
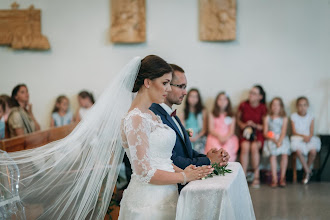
left=125, top=108, right=163, bottom=125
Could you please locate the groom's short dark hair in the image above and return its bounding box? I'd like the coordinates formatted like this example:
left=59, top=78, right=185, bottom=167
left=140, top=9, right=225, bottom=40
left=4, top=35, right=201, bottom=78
left=169, top=64, right=184, bottom=73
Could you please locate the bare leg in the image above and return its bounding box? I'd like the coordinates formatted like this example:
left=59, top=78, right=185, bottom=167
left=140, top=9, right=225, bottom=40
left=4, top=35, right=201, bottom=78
left=296, top=150, right=310, bottom=174
left=280, top=154, right=288, bottom=182
left=270, top=155, right=278, bottom=185
left=307, top=149, right=317, bottom=170
left=251, top=141, right=261, bottom=187
left=240, top=141, right=250, bottom=175
left=251, top=141, right=261, bottom=179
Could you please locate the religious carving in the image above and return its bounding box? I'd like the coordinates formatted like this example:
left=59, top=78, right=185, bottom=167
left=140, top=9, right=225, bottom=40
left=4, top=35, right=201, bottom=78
left=199, top=0, right=236, bottom=41
left=110, top=0, right=146, bottom=43
left=0, top=3, right=50, bottom=50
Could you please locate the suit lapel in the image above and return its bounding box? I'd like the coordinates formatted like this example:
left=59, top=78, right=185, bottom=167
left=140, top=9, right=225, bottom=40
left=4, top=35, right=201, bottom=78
left=174, top=115, right=193, bottom=157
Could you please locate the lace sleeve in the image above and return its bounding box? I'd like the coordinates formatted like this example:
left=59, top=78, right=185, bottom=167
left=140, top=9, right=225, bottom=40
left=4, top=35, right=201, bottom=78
left=124, top=114, right=156, bottom=183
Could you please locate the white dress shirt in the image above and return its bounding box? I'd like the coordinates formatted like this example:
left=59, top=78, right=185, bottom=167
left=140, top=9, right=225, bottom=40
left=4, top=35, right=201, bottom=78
left=159, top=103, right=185, bottom=140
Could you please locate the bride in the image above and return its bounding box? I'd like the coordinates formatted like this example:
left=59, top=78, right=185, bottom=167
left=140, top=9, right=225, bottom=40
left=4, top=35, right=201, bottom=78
left=119, top=55, right=212, bottom=219
left=0, top=55, right=212, bottom=220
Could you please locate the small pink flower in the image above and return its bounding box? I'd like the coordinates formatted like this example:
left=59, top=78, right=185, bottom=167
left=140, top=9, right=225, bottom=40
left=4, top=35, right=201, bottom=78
left=187, top=128, right=193, bottom=137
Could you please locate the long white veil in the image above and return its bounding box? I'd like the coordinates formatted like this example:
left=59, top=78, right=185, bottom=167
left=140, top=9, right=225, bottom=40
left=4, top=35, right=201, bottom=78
left=0, top=57, right=141, bottom=219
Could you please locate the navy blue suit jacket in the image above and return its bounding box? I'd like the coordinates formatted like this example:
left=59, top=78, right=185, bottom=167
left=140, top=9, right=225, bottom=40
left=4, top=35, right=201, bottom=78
left=150, top=103, right=210, bottom=170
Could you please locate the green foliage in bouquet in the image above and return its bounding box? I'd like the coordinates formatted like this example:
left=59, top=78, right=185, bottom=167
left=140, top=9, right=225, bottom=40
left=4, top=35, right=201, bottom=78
left=204, top=163, right=232, bottom=179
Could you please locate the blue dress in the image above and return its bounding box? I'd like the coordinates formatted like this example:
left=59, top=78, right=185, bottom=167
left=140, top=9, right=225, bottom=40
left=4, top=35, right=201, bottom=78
left=263, top=116, right=291, bottom=156
left=185, top=112, right=206, bottom=154
left=52, top=111, right=73, bottom=127
left=0, top=120, right=5, bottom=139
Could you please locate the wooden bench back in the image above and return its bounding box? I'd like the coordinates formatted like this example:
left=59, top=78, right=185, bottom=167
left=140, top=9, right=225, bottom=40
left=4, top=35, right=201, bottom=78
left=0, top=123, right=76, bottom=152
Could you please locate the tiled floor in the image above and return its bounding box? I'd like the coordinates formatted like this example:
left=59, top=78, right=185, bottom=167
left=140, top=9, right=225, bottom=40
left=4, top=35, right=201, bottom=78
left=249, top=182, right=330, bottom=220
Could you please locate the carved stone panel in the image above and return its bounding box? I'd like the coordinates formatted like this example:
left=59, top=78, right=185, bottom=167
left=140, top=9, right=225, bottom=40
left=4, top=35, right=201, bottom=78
left=110, top=0, right=146, bottom=43
left=0, top=3, right=50, bottom=50
left=199, top=0, right=236, bottom=41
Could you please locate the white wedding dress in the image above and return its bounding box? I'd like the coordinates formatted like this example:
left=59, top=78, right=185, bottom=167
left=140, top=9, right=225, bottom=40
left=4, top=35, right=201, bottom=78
left=0, top=57, right=182, bottom=219
left=119, top=108, right=179, bottom=220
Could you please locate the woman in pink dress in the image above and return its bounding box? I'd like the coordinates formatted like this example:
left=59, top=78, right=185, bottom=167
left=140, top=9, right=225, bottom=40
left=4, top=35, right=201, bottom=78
left=205, top=92, right=238, bottom=162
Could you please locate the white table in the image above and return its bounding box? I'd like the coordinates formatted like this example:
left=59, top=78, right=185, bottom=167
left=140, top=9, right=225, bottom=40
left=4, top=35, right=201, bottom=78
left=176, top=162, right=255, bottom=220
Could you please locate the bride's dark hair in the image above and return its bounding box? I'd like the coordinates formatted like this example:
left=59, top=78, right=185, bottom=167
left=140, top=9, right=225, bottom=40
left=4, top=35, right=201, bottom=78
left=132, top=55, right=173, bottom=93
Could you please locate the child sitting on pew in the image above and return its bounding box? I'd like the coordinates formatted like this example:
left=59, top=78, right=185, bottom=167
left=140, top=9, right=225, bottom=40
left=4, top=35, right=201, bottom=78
left=0, top=97, right=6, bottom=139
left=290, top=96, right=321, bottom=184
left=74, top=91, right=94, bottom=122
left=50, top=95, right=73, bottom=127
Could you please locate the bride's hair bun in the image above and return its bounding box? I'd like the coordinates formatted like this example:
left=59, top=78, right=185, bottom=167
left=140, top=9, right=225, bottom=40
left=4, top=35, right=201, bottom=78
left=132, top=55, right=173, bottom=93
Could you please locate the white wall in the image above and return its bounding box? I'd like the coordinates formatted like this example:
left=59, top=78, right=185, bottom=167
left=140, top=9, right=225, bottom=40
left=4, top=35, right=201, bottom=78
left=1, top=0, right=329, bottom=133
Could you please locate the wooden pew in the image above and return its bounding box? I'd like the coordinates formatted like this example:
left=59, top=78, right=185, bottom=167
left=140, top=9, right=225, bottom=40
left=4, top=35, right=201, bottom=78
left=0, top=123, right=76, bottom=152
left=48, top=124, right=75, bottom=142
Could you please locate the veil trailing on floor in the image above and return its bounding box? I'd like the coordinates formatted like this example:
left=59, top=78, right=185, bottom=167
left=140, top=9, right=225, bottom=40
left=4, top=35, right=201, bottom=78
left=0, top=57, right=141, bottom=219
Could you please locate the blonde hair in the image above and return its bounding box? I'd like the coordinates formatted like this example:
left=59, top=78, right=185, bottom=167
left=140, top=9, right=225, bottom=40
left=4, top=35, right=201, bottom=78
left=52, top=95, right=69, bottom=113
left=269, top=97, right=286, bottom=117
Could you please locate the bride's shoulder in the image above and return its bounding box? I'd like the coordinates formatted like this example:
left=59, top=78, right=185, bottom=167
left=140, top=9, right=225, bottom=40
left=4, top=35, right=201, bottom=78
left=123, top=108, right=152, bottom=122
left=122, top=108, right=154, bottom=132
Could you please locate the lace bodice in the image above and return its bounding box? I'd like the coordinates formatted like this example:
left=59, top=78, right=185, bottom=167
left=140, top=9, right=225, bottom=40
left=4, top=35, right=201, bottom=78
left=121, top=108, right=176, bottom=184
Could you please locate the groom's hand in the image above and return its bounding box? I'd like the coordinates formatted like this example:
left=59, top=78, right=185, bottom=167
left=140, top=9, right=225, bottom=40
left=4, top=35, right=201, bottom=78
left=206, top=148, right=221, bottom=165
left=206, top=148, right=230, bottom=166
left=218, top=148, right=230, bottom=166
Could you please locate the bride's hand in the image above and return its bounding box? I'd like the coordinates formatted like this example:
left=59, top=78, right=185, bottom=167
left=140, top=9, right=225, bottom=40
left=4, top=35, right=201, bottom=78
left=199, top=165, right=214, bottom=176
left=184, top=165, right=213, bottom=182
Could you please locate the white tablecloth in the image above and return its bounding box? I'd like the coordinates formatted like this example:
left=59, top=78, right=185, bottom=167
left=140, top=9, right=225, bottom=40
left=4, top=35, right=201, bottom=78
left=176, top=162, right=255, bottom=220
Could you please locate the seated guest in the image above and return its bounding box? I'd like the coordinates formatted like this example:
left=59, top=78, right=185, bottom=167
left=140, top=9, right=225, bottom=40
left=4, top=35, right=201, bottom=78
left=205, top=92, right=238, bottom=162
left=290, top=96, right=321, bottom=184
left=7, top=84, right=40, bottom=137
left=50, top=95, right=73, bottom=127
left=180, top=88, right=207, bottom=154
left=0, top=94, right=13, bottom=122
left=236, top=85, right=267, bottom=188
left=0, top=97, right=6, bottom=139
left=0, top=94, right=13, bottom=138
left=263, top=97, right=290, bottom=187
left=74, top=90, right=94, bottom=122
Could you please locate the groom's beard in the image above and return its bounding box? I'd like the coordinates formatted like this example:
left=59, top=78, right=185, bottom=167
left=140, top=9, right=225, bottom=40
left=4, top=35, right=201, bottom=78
left=176, top=95, right=185, bottom=105
left=165, top=96, right=185, bottom=107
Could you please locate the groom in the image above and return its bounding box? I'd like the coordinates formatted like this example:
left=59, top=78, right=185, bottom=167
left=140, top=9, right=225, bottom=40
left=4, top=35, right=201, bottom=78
left=150, top=64, right=230, bottom=179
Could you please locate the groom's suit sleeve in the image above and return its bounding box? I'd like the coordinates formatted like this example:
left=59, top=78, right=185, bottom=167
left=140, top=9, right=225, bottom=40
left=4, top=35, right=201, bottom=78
left=172, top=116, right=211, bottom=169
left=172, top=149, right=211, bottom=169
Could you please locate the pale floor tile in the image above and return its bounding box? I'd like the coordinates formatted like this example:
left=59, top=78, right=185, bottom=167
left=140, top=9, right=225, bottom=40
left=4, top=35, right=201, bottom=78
left=249, top=182, right=330, bottom=220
